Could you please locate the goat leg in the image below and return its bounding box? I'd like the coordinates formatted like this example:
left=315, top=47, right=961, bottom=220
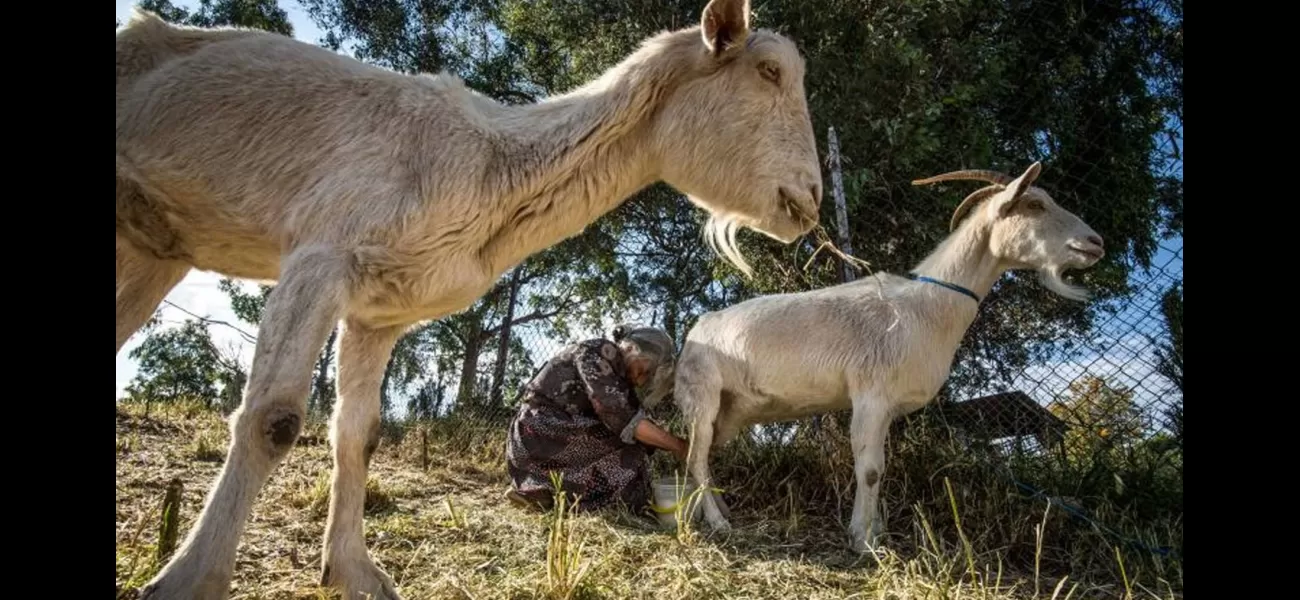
left=321, top=320, right=405, bottom=600
left=848, top=394, right=891, bottom=554
left=141, top=245, right=350, bottom=600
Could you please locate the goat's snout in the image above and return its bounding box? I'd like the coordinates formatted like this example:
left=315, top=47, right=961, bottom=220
left=1068, top=232, right=1105, bottom=262
left=781, top=178, right=821, bottom=225
left=795, top=169, right=823, bottom=205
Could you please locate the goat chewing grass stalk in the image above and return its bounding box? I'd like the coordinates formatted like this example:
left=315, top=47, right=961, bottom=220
left=785, top=195, right=875, bottom=274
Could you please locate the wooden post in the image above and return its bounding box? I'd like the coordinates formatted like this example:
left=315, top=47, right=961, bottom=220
left=157, top=477, right=183, bottom=564
left=421, top=425, right=429, bottom=471
left=827, top=126, right=856, bottom=284
left=812, top=126, right=857, bottom=441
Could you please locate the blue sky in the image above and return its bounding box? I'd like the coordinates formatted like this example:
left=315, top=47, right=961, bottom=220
left=114, top=1, right=1184, bottom=425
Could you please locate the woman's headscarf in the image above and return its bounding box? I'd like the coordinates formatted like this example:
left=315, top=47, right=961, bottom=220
left=611, top=323, right=676, bottom=409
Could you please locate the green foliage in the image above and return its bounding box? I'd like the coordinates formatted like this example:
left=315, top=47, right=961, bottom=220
left=1036, top=375, right=1181, bottom=520
left=217, top=278, right=272, bottom=325
left=1155, top=283, right=1183, bottom=394
left=1050, top=376, right=1145, bottom=461
left=1153, top=282, right=1182, bottom=444
left=123, top=320, right=230, bottom=409
left=136, top=0, right=293, bottom=35
left=135, top=0, right=190, bottom=24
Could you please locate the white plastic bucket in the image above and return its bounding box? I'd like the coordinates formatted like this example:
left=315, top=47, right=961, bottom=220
left=651, top=476, right=704, bottom=529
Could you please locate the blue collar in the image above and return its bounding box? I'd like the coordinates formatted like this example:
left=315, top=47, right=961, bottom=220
left=904, top=273, right=981, bottom=303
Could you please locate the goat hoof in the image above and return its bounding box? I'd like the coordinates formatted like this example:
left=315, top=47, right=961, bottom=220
left=713, top=492, right=732, bottom=519
left=139, top=579, right=226, bottom=600
left=322, top=555, right=402, bottom=600
left=139, top=559, right=230, bottom=600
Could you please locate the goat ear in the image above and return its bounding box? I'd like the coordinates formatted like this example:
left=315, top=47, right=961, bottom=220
left=701, top=0, right=751, bottom=55
left=992, top=161, right=1042, bottom=216
left=1011, top=162, right=1042, bottom=195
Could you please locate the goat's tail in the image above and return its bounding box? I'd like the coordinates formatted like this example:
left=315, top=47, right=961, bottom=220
left=116, top=8, right=258, bottom=90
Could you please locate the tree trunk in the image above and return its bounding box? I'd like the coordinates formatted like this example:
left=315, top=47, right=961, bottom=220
left=311, top=327, right=338, bottom=416
left=435, top=363, right=449, bottom=416
left=455, top=317, right=485, bottom=413
left=222, top=368, right=246, bottom=415
left=489, top=269, right=522, bottom=409
left=664, top=293, right=679, bottom=351
left=380, top=355, right=393, bottom=420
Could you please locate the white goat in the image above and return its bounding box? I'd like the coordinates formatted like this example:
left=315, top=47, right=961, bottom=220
left=672, top=162, right=1105, bottom=552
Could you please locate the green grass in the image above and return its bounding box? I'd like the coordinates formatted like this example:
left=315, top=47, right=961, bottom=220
left=115, top=404, right=1182, bottom=599
left=543, top=472, right=595, bottom=600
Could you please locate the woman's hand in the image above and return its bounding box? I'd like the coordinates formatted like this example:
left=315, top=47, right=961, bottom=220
left=634, top=418, right=690, bottom=461
left=670, top=436, right=691, bottom=464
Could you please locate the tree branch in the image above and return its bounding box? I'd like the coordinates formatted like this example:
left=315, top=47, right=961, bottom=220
left=480, top=296, right=583, bottom=340
left=161, top=299, right=258, bottom=344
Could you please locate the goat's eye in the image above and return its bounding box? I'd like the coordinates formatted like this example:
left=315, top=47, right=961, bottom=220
left=758, top=60, right=781, bottom=84
left=1025, top=199, right=1045, bottom=211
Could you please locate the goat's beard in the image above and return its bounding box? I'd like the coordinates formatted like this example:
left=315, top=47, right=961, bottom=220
left=1039, top=265, right=1090, bottom=302
left=704, top=214, right=754, bottom=277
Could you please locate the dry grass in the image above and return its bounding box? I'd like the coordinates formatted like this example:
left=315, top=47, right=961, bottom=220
left=115, top=405, right=1182, bottom=599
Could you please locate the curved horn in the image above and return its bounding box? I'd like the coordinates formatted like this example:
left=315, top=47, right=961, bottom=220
left=949, top=184, right=1004, bottom=232
left=913, top=169, right=1015, bottom=187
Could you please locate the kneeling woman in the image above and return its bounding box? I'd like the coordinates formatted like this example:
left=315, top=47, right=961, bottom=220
left=506, top=324, right=687, bottom=514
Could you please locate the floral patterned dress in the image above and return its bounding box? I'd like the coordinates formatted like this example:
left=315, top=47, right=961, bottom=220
left=506, top=338, right=655, bottom=513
